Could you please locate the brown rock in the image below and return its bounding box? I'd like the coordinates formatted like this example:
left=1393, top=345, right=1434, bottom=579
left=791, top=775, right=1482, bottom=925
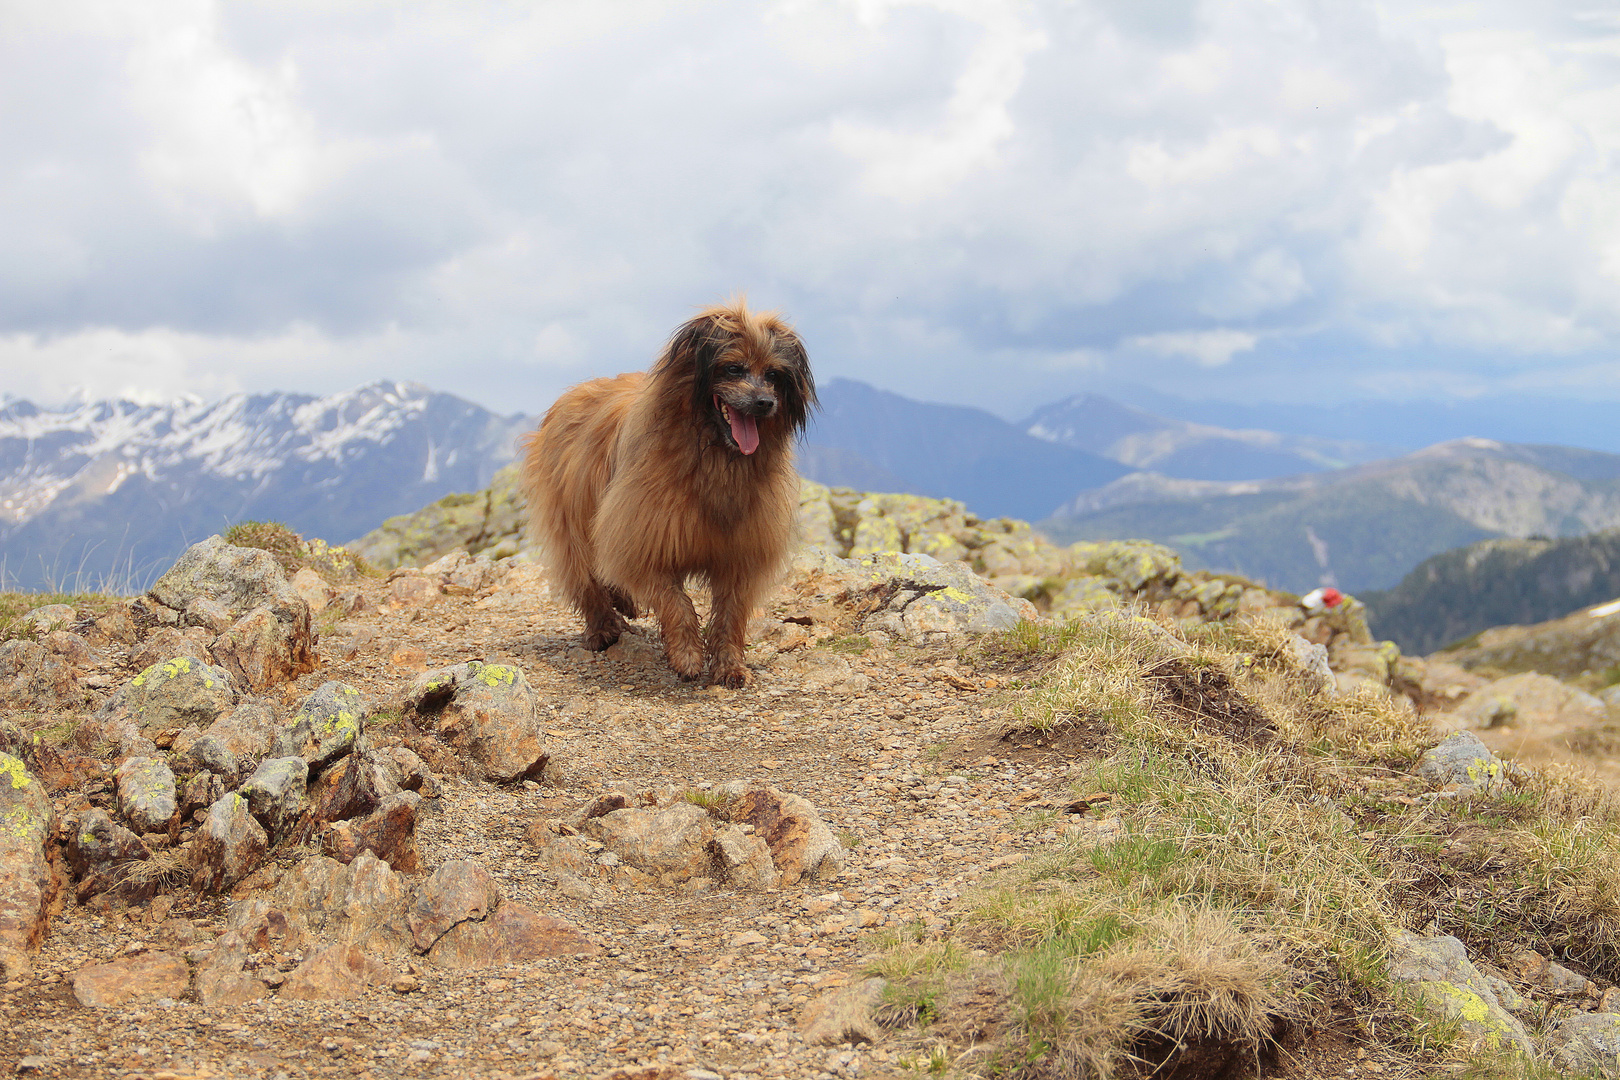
left=407, top=859, right=502, bottom=953
left=225, top=851, right=411, bottom=957
left=0, top=639, right=83, bottom=709
left=212, top=604, right=314, bottom=693
left=84, top=605, right=138, bottom=648
left=291, top=567, right=333, bottom=614
left=33, top=741, right=107, bottom=793
left=190, top=792, right=268, bottom=893
left=300, top=748, right=398, bottom=831
left=280, top=943, right=396, bottom=1001
left=71, top=951, right=189, bottom=1007
left=579, top=803, right=719, bottom=881
left=193, top=930, right=268, bottom=1007
left=389, top=574, right=442, bottom=609
left=41, top=630, right=97, bottom=667
left=405, top=661, right=548, bottom=782
left=179, top=771, right=227, bottom=820
left=728, top=786, right=845, bottom=884
left=322, top=791, right=421, bottom=871
left=428, top=902, right=601, bottom=969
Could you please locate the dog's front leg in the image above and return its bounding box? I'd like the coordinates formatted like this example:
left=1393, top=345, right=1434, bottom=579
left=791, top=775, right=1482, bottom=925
left=706, top=568, right=757, bottom=688
left=646, top=578, right=704, bottom=680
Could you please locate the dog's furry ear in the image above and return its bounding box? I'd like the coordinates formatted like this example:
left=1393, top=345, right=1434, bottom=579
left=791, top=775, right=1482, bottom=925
left=771, top=328, right=817, bottom=435
left=658, top=312, right=727, bottom=415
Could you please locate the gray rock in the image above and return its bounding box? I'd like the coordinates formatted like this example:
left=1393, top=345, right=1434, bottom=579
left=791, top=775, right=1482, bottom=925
left=283, top=681, right=367, bottom=768
left=0, top=754, right=54, bottom=960
left=66, top=809, right=149, bottom=882
left=114, top=756, right=177, bottom=834
left=1546, top=1012, right=1620, bottom=1075
left=181, top=597, right=234, bottom=634
left=803, top=550, right=1035, bottom=645
left=149, top=536, right=315, bottom=690
left=190, top=792, right=268, bottom=893
left=1287, top=633, right=1335, bottom=694
left=1386, top=931, right=1533, bottom=1057
left=405, top=661, right=547, bottom=782
left=184, top=702, right=278, bottom=781
left=150, top=534, right=307, bottom=627
left=238, top=756, right=309, bottom=840
left=110, top=656, right=237, bottom=733
left=1415, top=732, right=1513, bottom=792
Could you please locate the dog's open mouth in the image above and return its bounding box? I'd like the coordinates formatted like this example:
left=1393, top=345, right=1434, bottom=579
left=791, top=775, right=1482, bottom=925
left=715, top=396, right=760, bottom=455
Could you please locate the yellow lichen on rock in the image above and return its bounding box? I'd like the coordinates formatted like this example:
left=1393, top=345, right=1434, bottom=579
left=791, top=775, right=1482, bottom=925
left=0, top=753, right=33, bottom=792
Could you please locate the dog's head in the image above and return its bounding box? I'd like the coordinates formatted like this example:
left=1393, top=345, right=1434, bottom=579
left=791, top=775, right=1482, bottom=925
left=658, top=301, right=816, bottom=456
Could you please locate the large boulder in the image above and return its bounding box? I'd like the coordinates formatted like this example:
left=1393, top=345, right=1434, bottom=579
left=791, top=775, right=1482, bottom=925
left=148, top=536, right=316, bottom=690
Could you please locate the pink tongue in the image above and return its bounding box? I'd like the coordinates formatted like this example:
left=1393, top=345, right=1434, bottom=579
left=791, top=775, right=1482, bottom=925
left=730, top=410, right=760, bottom=455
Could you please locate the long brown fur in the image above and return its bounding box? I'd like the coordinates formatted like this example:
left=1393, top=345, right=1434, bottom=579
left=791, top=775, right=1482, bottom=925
left=519, top=300, right=817, bottom=687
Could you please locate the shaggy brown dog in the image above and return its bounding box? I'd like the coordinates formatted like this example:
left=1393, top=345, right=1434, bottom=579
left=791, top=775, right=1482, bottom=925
left=520, top=300, right=816, bottom=687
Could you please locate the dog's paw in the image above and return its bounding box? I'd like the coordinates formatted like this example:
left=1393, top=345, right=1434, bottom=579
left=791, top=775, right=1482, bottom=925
left=710, top=663, right=751, bottom=689
left=584, top=611, right=629, bottom=651
left=666, top=644, right=705, bottom=681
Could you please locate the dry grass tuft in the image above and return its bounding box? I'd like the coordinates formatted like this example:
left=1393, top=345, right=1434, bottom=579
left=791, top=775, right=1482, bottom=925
left=223, top=520, right=378, bottom=582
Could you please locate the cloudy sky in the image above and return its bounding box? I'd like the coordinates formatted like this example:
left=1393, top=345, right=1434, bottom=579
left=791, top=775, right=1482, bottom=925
left=3, top=0, right=1619, bottom=421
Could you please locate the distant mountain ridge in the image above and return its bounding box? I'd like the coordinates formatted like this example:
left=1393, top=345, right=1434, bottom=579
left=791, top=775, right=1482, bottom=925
left=799, top=379, right=1130, bottom=522
left=1022, top=393, right=1396, bottom=480
left=1362, top=530, right=1620, bottom=655
left=0, top=382, right=531, bottom=591
left=1041, top=438, right=1620, bottom=596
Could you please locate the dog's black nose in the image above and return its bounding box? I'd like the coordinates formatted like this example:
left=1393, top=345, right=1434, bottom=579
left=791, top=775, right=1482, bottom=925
left=742, top=394, right=777, bottom=417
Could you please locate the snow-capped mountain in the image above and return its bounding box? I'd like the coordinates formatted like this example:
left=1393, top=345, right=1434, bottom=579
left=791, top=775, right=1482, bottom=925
left=0, top=382, right=533, bottom=591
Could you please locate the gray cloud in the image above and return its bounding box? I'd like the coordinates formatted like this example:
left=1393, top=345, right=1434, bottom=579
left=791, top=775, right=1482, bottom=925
left=2, top=0, right=1618, bottom=418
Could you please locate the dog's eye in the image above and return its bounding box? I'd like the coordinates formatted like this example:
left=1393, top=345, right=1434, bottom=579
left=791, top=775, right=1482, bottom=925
left=723, top=364, right=746, bottom=377
left=764, top=371, right=781, bottom=384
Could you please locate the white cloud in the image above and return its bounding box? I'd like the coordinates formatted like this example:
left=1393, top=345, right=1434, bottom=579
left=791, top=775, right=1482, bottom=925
left=1126, top=329, right=1260, bottom=367
left=2, top=0, right=1620, bottom=417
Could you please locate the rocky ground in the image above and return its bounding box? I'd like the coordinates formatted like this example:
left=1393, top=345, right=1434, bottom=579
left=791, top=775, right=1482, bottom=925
left=6, top=491, right=1620, bottom=1080
left=0, top=536, right=1119, bottom=1080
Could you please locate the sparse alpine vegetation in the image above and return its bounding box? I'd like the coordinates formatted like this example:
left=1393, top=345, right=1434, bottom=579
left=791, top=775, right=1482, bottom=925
left=860, top=615, right=1620, bottom=1077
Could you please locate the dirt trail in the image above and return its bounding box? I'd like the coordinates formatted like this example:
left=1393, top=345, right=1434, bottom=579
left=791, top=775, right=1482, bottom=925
left=1, top=565, right=1074, bottom=1080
